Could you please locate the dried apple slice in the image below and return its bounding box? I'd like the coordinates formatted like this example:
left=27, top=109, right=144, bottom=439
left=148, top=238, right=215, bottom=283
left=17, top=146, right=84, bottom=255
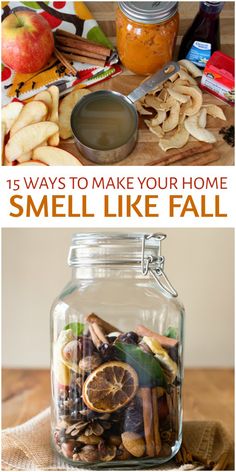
left=178, top=59, right=202, bottom=78
left=174, top=79, right=190, bottom=87
left=158, top=88, right=168, bottom=102
left=168, top=72, right=179, bottom=82
left=33, top=146, right=82, bottom=166
left=54, top=329, right=75, bottom=385
left=143, top=336, right=177, bottom=383
left=203, top=104, right=226, bottom=121
left=5, top=122, right=59, bottom=162
left=168, top=87, right=190, bottom=104
left=173, top=85, right=203, bottom=116
left=2, top=102, right=23, bottom=133
left=145, top=96, right=174, bottom=112
left=162, top=101, right=180, bottom=133
left=144, top=95, right=164, bottom=111
left=184, top=115, right=216, bottom=143
left=136, top=101, right=152, bottom=116
left=178, top=69, right=197, bottom=85
left=144, top=120, right=164, bottom=139
left=159, top=127, right=189, bottom=152
left=48, top=86, right=60, bottom=146
left=151, top=110, right=167, bottom=126
left=198, top=108, right=207, bottom=128
left=10, top=101, right=48, bottom=137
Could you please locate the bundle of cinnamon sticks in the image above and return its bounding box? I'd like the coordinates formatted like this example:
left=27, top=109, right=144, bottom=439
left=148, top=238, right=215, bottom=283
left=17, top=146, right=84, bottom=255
left=54, top=29, right=112, bottom=67
left=139, top=387, right=162, bottom=457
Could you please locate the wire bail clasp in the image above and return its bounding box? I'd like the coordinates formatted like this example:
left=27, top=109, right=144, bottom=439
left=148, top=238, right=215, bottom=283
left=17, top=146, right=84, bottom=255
left=141, top=234, right=178, bottom=298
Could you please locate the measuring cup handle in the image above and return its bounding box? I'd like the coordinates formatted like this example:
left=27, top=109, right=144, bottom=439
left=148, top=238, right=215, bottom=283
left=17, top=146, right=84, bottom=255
left=127, top=61, right=180, bottom=104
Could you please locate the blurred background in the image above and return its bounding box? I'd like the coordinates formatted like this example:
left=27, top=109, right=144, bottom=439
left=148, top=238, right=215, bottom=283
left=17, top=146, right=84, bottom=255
left=2, top=228, right=234, bottom=369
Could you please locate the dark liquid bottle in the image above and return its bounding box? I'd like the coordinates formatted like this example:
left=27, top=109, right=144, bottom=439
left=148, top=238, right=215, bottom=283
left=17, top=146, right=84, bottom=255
left=178, top=1, right=224, bottom=68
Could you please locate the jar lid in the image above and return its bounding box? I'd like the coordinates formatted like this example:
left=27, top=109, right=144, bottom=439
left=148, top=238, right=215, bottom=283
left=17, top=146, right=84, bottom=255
left=119, top=2, right=178, bottom=24
left=68, top=233, right=178, bottom=298
left=68, top=233, right=165, bottom=267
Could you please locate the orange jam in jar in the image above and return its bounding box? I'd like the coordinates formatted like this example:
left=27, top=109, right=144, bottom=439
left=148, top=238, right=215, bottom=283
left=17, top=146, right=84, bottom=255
left=116, top=2, right=179, bottom=75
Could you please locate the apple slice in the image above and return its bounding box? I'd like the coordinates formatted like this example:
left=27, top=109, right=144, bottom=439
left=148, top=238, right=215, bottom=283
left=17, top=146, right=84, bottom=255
left=17, top=152, right=33, bottom=163
left=33, top=146, right=82, bottom=166
left=1, top=122, right=6, bottom=165
left=2, top=102, right=23, bottom=132
left=17, top=160, right=48, bottom=166
left=5, top=121, right=59, bottom=162
left=10, top=101, right=48, bottom=137
left=48, top=86, right=60, bottom=146
left=33, top=91, right=52, bottom=117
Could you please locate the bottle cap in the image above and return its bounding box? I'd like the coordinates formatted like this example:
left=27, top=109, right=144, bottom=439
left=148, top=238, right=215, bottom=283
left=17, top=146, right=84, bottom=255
left=119, top=2, right=178, bottom=24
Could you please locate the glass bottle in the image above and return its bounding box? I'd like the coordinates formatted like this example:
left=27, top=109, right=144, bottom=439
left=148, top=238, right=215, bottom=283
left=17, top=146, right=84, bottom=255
left=51, top=233, right=184, bottom=468
left=178, top=1, right=224, bottom=68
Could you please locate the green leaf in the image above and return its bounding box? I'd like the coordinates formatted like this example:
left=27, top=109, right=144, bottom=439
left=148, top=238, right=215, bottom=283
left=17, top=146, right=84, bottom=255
left=64, top=322, right=84, bottom=337
left=87, top=26, right=114, bottom=50
left=164, top=327, right=178, bottom=339
left=115, top=342, right=166, bottom=388
left=21, top=2, right=49, bottom=8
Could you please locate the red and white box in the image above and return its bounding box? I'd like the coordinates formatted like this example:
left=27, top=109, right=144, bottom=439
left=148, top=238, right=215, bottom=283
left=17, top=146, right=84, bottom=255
left=201, top=51, right=234, bottom=106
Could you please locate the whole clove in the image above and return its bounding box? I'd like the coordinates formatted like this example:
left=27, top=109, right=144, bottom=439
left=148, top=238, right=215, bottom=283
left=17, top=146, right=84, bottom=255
left=219, top=125, right=235, bottom=147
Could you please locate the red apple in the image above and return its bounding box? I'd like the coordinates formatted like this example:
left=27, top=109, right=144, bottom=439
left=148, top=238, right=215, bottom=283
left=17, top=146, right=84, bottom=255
left=2, top=10, right=54, bottom=73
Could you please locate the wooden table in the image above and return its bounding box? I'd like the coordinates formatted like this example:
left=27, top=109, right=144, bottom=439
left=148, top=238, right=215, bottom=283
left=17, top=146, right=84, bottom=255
left=2, top=368, right=234, bottom=439
left=60, top=1, right=234, bottom=166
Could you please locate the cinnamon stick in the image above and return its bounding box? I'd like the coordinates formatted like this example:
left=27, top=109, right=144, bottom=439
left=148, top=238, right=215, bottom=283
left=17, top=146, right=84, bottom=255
left=56, top=44, right=107, bottom=61
left=148, top=143, right=214, bottom=166
left=86, top=313, right=120, bottom=335
left=55, top=36, right=108, bottom=59
left=55, top=29, right=111, bottom=56
left=192, top=453, right=215, bottom=468
left=181, top=443, right=188, bottom=463
left=92, top=322, right=107, bottom=344
left=54, top=48, right=77, bottom=75
left=152, top=387, right=162, bottom=455
left=140, top=387, right=155, bottom=457
left=175, top=450, right=184, bottom=465
left=59, top=51, right=105, bottom=67
left=213, top=452, right=229, bottom=470
left=136, top=325, right=178, bottom=348
left=88, top=323, right=102, bottom=349
left=178, top=151, right=219, bottom=166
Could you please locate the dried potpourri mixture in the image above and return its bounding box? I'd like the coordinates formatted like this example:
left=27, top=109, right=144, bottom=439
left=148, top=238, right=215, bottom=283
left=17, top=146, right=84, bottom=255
left=53, top=313, right=181, bottom=463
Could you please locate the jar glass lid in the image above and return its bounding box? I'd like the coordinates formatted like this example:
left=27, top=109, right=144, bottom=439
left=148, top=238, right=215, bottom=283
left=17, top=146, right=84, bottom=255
left=68, top=232, right=165, bottom=266
left=119, top=2, right=178, bottom=24
left=68, top=233, right=178, bottom=298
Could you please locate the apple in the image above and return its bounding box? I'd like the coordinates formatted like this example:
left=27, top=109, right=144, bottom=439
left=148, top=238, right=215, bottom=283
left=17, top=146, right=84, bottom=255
left=2, top=10, right=54, bottom=73
left=17, top=160, right=48, bottom=166
left=33, top=146, right=83, bottom=165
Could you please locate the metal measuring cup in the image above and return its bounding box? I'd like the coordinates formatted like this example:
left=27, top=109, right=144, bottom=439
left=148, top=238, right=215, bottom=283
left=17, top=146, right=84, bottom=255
left=71, top=61, right=180, bottom=164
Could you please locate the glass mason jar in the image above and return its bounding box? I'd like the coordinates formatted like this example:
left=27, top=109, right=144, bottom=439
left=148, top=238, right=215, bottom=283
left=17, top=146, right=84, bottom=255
left=51, top=233, right=184, bottom=468
left=116, top=2, right=179, bottom=75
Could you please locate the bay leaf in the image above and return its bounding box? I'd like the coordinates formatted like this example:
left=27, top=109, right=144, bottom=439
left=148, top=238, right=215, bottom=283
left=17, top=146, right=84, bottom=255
left=164, top=326, right=178, bottom=339
left=64, top=322, right=84, bottom=337
left=115, top=341, right=166, bottom=388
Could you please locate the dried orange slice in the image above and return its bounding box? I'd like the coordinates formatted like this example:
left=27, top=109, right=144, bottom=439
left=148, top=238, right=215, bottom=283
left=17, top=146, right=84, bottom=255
left=83, top=361, right=138, bottom=413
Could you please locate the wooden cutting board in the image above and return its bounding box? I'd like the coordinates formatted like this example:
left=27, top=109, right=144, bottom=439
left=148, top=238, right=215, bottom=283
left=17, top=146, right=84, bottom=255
left=59, top=1, right=234, bottom=166
left=59, top=74, right=234, bottom=166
